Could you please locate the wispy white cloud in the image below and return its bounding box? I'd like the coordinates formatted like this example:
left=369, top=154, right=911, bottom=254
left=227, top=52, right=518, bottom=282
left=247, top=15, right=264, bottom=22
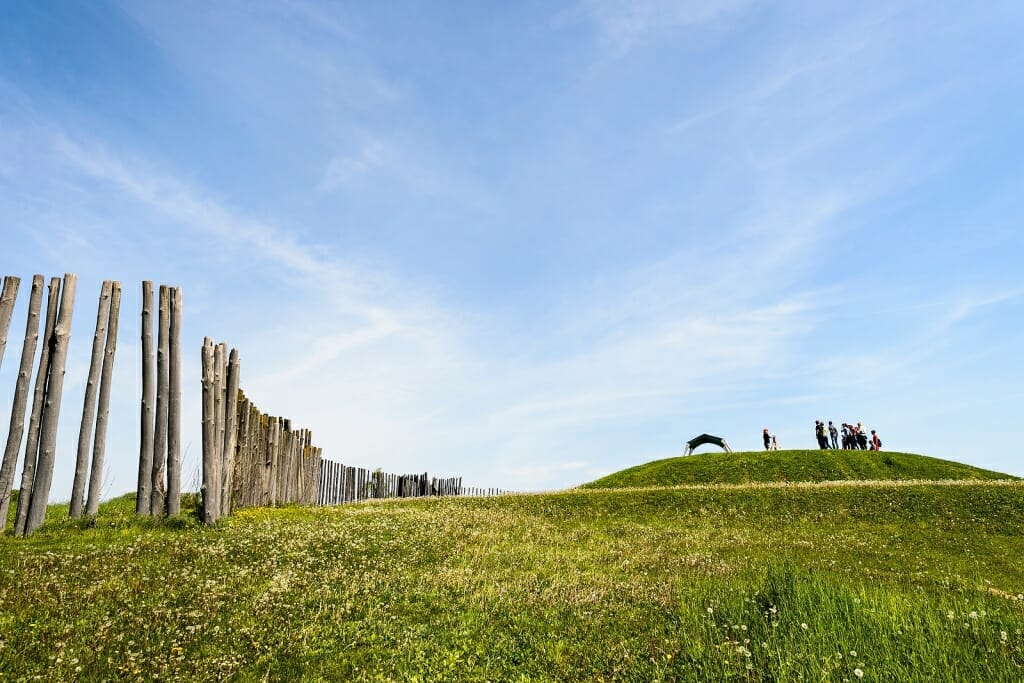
left=583, top=0, right=751, bottom=53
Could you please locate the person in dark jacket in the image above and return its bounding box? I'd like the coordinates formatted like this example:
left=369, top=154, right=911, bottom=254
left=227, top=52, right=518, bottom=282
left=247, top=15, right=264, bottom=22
left=815, top=421, right=828, bottom=449
left=763, top=428, right=771, bottom=451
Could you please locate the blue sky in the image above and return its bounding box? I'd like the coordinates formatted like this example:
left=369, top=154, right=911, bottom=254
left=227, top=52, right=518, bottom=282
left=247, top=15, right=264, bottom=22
left=1, top=0, right=1022, bottom=500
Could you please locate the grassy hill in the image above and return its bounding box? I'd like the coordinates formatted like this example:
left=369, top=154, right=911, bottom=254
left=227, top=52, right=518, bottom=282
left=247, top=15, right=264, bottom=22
left=583, top=449, right=1015, bottom=489
left=2, top=478, right=1024, bottom=681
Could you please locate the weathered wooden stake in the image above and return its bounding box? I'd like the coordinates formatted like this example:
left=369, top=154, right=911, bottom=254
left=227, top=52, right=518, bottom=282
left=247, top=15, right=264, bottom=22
left=0, top=276, right=42, bottom=530
left=213, top=342, right=226, bottom=510
left=13, top=277, right=60, bottom=536
left=136, top=281, right=155, bottom=514
left=69, top=280, right=112, bottom=518
left=150, top=285, right=170, bottom=516
left=25, top=273, right=77, bottom=535
left=166, top=287, right=182, bottom=516
left=200, top=337, right=217, bottom=524
left=0, top=276, right=20, bottom=372
left=268, top=416, right=279, bottom=506
left=220, top=348, right=240, bottom=516
left=85, top=281, right=120, bottom=517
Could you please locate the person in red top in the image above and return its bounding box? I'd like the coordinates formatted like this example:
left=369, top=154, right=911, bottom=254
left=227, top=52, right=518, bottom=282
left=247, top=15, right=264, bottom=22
left=870, top=429, right=882, bottom=451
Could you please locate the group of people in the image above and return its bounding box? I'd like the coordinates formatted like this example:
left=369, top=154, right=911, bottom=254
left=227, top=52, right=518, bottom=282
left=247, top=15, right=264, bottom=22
left=761, top=422, right=883, bottom=451
left=814, top=420, right=882, bottom=451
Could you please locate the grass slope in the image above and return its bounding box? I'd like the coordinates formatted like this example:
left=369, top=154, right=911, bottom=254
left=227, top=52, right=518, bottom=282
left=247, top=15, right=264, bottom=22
left=583, top=449, right=1014, bottom=489
left=2, top=482, right=1024, bottom=681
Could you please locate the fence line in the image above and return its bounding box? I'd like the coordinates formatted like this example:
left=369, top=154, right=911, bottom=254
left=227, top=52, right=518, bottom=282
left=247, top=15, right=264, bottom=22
left=0, top=274, right=512, bottom=535
left=315, top=462, right=509, bottom=504
left=229, top=390, right=323, bottom=512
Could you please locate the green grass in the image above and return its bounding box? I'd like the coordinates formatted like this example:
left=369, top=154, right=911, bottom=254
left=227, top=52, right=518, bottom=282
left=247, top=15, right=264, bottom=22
left=582, top=449, right=1014, bottom=489
left=2, top=478, right=1023, bottom=681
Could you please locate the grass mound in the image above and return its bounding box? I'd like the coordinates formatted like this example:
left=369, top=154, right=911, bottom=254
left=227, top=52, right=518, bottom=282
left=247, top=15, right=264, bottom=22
left=2, top=481, right=1024, bottom=680
left=582, top=449, right=1014, bottom=489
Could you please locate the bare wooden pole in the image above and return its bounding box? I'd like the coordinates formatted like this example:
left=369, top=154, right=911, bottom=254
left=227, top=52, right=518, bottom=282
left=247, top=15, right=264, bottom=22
left=200, top=337, right=216, bottom=524
left=25, top=273, right=77, bottom=535
left=136, top=281, right=154, bottom=514
left=0, top=276, right=21, bottom=372
left=0, top=276, right=43, bottom=530
left=69, top=280, right=112, bottom=518
left=212, top=342, right=226, bottom=513
left=166, top=286, right=182, bottom=516
left=150, top=285, right=170, bottom=516
left=268, top=416, right=279, bottom=506
left=13, top=277, right=60, bottom=536
left=220, top=348, right=240, bottom=516
left=85, top=281, right=120, bottom=517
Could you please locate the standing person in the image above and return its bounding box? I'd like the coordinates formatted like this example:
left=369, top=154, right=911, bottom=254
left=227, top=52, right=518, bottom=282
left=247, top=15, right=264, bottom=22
left=828, top=421, right=839, bottom=449
left=871, top=429, right=882, bottom=451
left=763, top=428, right=771, bottom=451
left=841, top=423, right=850, bottom=449
left=770, top=434, right=779, bottom=451
left=815, top=421, right=828, bottom=449
left=857, top=422, right=869, bottom=450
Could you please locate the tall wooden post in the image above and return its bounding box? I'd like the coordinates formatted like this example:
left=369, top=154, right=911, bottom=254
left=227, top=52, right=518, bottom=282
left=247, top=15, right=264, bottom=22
left=85, top=282, right=120, bottom=517
left=220, top=348, right=240, bottom=516
left=0, top=276, right=20, bottom=372
left=136, top=281, right=155, bottom=514
left=13, top=278, right=60, bottom=536
left=150, top=285, right=170, bottom=516
left=268, top=416, right=279, bottom=506
left=70, top=280, right=112, bottom=518
left=200, top=338, right=217, bottom=524
left=166, top=287, right=182, bottom=515
left=0, top=276, right=42, bottom=530
left=212, top=343, right=226, bottom=512
left=25, top=273, right=77, bottom=535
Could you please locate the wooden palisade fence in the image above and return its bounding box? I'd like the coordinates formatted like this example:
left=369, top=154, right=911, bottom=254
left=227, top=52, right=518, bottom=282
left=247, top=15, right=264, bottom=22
left=199, top=340, right=325, bottom=524
left=69, top=280, right=122, bottom=518
left=0, top=274, right=510, bottom=537
left=0, top=274, right=78, bottom=536
left=315, top=465, right=508, bottom=504
left=135, top=282, right=183, bottom=518
left=316, top=465, right=464, bottom=504
left=229, top=390, right=323, bottom=512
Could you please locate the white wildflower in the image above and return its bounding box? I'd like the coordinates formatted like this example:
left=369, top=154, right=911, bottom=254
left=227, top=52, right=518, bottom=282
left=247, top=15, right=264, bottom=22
left=854, top=668, right=864, bottom=678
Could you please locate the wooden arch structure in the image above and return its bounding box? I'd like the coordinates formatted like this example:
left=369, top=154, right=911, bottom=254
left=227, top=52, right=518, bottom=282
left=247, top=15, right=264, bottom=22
left=682, top=433, right=732, bottom=456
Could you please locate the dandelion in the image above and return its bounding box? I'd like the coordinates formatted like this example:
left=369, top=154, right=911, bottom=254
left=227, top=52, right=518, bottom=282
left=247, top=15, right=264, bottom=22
left=707, top=607, right=714, bottom=614
left=854, top=668, right=864, bottom=678
left=801, top=623, right=808, bottom=630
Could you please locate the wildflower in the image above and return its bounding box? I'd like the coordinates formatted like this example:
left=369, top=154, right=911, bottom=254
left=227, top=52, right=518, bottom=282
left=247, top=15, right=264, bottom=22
left=801, top=623, right=808, bottom=630
left=1001, top=631, right=1008, bottom=641
left=854, top=668, right=864, bottom=678
left=947, top=611, right=955, bottom=620
left=707, top=607, right=714, bottom=614
left=850, top=650, right=856, bottom=657
left=969, top=611, right=978, bottom=620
